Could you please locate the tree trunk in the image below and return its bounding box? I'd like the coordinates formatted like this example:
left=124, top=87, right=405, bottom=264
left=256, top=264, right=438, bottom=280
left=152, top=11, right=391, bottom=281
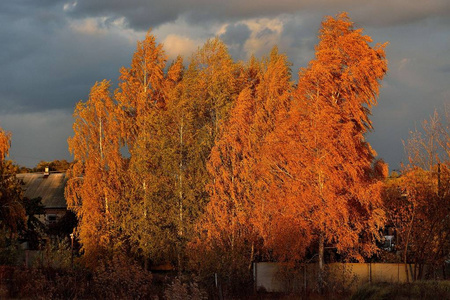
left=248, top=242, right=254, bottom=271
left=404, top=207, right=416, bottom=283
left=318, top=232, right=325, bottom=290
left=177, top=116, right=184, bottom=277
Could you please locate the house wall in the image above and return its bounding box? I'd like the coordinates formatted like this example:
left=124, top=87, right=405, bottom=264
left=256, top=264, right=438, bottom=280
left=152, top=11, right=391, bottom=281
left=36, top=208, right=67, bottom=225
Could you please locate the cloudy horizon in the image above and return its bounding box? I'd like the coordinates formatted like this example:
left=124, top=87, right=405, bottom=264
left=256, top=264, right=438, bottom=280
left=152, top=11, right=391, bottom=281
left=1, top=0, right=449, bottom=169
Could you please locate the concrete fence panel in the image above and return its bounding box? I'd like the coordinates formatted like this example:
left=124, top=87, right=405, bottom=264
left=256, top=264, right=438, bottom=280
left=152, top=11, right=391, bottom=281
left=254, top=262, right=285, bottom=292
left=255, top=262, right=422, bottom=293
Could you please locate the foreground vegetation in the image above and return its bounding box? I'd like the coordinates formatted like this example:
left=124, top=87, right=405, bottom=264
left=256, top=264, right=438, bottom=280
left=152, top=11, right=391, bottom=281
left=3, top=263, right=449, bottom=300
left=352, top=281, right=450, bottom=300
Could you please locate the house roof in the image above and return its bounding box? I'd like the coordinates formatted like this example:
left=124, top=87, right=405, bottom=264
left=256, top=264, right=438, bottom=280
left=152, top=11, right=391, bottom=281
left=16, top=173, right=67, bottom=209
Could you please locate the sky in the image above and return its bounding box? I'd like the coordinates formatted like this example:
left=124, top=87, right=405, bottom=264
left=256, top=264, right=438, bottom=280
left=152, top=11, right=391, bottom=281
left=0, top=0, right=449, bottom=170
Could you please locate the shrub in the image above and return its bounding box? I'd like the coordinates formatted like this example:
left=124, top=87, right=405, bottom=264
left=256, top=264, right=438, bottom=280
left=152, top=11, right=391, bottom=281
left=164, top=276, right=207, bottom=300
left=91, top=255, right=154, bottom=299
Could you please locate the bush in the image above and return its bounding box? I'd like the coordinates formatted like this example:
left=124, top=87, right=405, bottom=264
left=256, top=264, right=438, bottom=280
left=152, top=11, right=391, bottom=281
left=91, top=255, right=154, bottom=299
left=0, top=231, right=22, bottom=265
left=322, top=264, right=359, bottom=295
left=164, top=276, right=207, bottom=300
left=7, top=254, right=156, bottom=299
left=8, top=266, right=88, bottom=299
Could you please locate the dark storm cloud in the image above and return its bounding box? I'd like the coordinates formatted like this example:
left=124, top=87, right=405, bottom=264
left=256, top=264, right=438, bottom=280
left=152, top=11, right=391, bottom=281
left=0, top=110, right=74, bottom=167
left=440, top=66, right=450, bottom=73
left=352, top=0, right=450, bottom=27
left=68, top=0, right=450, bottom=30
left=0, top=1, right=141, bottom=166
left=220, top=24, right=251, bottom=46
left=0, top=2, right=136, bottom=113
left=219, top=23, right=251, bottom=60
left=66, top=0, right=182, bottom=30
left=364, top=16, right=450, bottom=168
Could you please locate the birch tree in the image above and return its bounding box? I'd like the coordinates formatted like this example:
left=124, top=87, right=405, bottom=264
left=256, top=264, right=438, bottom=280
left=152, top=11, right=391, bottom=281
left=261, top=13, right=388, bottom=271
left=66, top=80, right=124, bottom=265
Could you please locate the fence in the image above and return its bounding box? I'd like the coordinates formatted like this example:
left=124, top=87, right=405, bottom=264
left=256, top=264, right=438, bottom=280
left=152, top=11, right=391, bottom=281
left=254, top=262, right=447, bottom=293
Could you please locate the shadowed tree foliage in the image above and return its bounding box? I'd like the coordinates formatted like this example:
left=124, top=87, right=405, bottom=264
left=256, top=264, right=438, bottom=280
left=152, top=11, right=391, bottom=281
left=384, top=110, right=450, bottom=281
left=19, top=197, right=45, bottom=250
left=0, top=128, right=25, bottom=236
left=33, top=160, right=72, bottom=172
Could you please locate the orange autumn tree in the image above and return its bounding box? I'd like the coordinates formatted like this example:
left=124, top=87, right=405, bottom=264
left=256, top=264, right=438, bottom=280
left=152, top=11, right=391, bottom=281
left=0, top=128, right=10, bottom=160
left=159, top=56, right=189, bottom=271
left=116, top=30, right=167, bottom=148
left=179, top=39, right=244, bottom=274
left=259, top=13, right=388, bottom=270
left=66, top=80, right=125, bottom=265
left=0, top=128, right=25, bottom=235
left=193, top=48, right=293, bottom=282
left=191, top=37, right=241, bottom=140
left=65, top=15, right=390, bottom=281
left=114, top=30, right=172, bottom=266
left=246, top=48, right=293, bottom=260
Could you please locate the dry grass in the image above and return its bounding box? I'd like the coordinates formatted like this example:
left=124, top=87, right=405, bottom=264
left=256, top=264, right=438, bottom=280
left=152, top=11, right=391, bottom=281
left=351, top=281, right=450, bottom=300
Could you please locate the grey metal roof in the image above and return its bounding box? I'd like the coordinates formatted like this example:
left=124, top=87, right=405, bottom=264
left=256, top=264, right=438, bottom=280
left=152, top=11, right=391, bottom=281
left=16, top=173, right=67, bottom=209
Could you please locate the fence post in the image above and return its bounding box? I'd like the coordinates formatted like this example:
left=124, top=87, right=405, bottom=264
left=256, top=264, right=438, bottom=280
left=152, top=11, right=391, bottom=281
left=304, top=264, right=307, bottom=292
left=253, top=263, right=257, bottom=294
left=215, top=273, right=223, bottom=300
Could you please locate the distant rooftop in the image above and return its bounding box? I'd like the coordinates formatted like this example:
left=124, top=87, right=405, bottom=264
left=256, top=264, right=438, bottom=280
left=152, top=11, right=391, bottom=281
left=16, top=173, right=67, bottom=209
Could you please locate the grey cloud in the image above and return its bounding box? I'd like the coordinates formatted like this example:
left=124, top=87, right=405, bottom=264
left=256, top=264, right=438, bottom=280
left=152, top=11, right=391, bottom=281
left=67, top=0, right=182, bottom=30
left=67, top=0, right=450, bottom=30
left=220, top=23, right=251, bottom=45
left=351, top=0, right=450, bottom=27
left=0, top=11, right=136, bottom=114
left=256, top=28, right=276, bottom=39
left=0, top=0, right=63, bottom=22
left=0, top=110, right=73, bottom=168
left=219, top=23, right=251, bottom=61
left=280, top=14, right=319, bottom=70
left=439, top=65, right=450, bottom=73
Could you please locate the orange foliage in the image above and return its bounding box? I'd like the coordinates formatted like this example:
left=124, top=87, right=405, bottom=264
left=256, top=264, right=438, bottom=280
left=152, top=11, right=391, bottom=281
left=66, top=80, right=125, bottom=265
left=191, top=14, right=388, bottom=276
left=192, top=48, right=293, bottom=278
left=66, top=13, right=392, bottom=278
left=258, top=13, right=387, bottom=263
left=114, top=30, right=171, bottom=263
left=115, top=30, right=167, bottom=150
left=0, top=128, right=10, bottom=162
